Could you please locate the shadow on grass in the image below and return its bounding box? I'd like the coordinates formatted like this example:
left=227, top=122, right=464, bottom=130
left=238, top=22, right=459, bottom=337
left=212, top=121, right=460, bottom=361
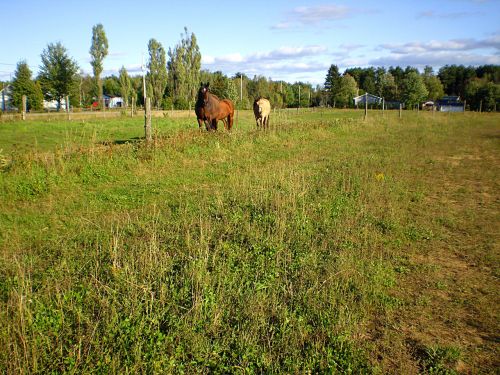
left=99, top=137, right=143, bottom=146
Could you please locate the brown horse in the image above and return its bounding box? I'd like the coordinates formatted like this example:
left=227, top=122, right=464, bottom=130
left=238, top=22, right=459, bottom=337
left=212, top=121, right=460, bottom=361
left=195, top=82, right=234, bottom=131
left=195, top=82, right=210, bottom=130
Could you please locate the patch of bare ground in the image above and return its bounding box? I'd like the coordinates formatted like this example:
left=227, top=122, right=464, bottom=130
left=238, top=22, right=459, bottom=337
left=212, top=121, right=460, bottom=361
left=373, top=125, right=499, bottom=373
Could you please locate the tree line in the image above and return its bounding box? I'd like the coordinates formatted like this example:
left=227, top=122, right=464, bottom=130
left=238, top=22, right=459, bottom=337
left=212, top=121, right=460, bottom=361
left=2, top=22, right=499, bottom=112
left=324, top=64, right=499, bottom=111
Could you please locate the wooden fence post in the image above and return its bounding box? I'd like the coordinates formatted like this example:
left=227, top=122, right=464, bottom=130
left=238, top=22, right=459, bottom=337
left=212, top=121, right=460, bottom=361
left=364, top=93, right=368, bottom=120
left=145, top=97, right=152, bottom=143
left=399, top=103, right=402, bottom=119
left=22, top=95, right=27, bottom=120
left=66, top=95, right=71, bottom=120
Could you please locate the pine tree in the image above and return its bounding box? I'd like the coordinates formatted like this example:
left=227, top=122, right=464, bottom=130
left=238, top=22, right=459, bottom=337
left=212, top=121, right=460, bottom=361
left=11, top=60, right=41, bottom=111
left=324, top=64, right=340, bottom=107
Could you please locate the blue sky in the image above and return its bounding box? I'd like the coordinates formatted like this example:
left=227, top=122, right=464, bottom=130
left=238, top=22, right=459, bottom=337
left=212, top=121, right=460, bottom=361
left=0, top=0, right=498, bottom=84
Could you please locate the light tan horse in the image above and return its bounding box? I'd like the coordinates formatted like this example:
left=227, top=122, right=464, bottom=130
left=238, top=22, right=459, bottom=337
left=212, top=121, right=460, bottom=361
left=253, top=97, right=271, bottom=129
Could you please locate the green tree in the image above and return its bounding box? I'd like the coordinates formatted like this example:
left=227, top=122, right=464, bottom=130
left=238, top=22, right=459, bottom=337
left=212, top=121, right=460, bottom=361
left=465, top=78, right=499, bottom=111
left=402, top=71, right=428, bottom=109
left=380, top=72, right=397, bottom=101
left=119, top=66, right=131, bottom=107
left=336, top=74, right=358, bottom=108
left=11, top=60, right=43, bottom=111
left=423, top=67, right=445, bottom=101
left=38, top=42, right=79, bottom=110
left=103, top=76, right=121, bottom=97
left=89, top=23, right=109, bottom=107
left=324, top=64, right=340, bottom=107
left=32, top=81, right=44, bottom=110
left=167, top=27, right=201, bottom=108
left=147, top=38, right=168, bottom=109
left=438, top=65, right=476, bottom=97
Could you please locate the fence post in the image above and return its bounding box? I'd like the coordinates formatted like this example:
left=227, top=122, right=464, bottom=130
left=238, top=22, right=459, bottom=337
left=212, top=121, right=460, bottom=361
left=22, top=95, right=27, bottom=120
left=145, top=97, right=152, bottom=143
left=399, top=103, right=402, bottom=119
left=131, top=97, right=135, bottom=117
left=66, top=95, right=71, bottom=120
left=364, top=93, right=368, bottom=120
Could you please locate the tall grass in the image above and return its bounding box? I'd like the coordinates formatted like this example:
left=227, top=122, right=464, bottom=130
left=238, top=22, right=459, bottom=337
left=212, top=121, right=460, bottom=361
left=1, top=110, right=498, bottom=373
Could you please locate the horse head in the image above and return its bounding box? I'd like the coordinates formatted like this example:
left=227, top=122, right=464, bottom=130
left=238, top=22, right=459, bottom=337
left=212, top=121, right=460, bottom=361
left=197, top=82, right=210, bottom=104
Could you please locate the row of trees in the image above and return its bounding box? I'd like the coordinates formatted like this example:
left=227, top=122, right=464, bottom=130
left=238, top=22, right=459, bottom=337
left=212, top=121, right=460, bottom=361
left=324, top=64, right=499, bottom=111
left=3, top=20, right=499, bottom=112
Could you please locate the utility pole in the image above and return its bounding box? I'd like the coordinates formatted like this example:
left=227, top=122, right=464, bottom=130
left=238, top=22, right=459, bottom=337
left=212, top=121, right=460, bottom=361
left=142, top=54, right=151, bottom=143
left=298, top=84, right=301, bottom=112
left=142, top=53, right=147, bottom=103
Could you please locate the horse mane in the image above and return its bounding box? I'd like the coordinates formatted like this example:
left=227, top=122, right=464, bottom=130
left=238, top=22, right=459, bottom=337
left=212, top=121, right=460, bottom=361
left=209, top=92, right=221, bottom=101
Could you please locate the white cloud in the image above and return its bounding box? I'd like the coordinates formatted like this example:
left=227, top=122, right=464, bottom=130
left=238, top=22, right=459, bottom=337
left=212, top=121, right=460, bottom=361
left=292, top=5, right=351, bottom=24
left=370, top=51, right=500, bottom=68
left=271, top=4, right=356, bottom=30
left=379, top=35, right=500, bottom=54
left=369, top=35, right=500, bottom=69
left=417, top=10, right=481, bottom=19
left=201, top=45, right=330, bottom=82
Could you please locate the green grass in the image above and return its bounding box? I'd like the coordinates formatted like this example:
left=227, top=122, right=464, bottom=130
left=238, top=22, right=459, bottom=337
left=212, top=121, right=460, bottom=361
left=0, top=109, right=498, bottom=373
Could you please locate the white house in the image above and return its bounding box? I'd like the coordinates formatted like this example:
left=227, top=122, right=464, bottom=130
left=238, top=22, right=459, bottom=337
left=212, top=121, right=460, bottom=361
left=43, top=98, right=67, bottom=111
left=108, top=96, right=124, bottom=108
left=0, top=84, right=15, bottom=111
left=353, top=93, right=383, bottom=106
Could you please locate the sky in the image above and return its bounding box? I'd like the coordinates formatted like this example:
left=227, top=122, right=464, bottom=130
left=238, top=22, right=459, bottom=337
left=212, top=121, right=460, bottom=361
left=0, top=0, right=499, bottom=85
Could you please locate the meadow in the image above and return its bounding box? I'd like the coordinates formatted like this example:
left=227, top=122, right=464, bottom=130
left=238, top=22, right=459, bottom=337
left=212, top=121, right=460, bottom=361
left=0, top=109, right=498, bottom=373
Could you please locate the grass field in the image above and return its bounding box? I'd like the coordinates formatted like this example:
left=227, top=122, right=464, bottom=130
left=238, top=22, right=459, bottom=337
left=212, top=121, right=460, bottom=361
left=0, top=109, right=498, bottom=373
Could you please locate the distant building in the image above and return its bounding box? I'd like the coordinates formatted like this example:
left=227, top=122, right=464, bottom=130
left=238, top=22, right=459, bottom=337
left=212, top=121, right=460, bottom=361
left=353, top=93, right=383, bottom=106
left=43, top=98, right=67, bottom=111
left=1, top=84, right=15, bottom=111
left=422, top=101, right=435, bottom=110
left=108, top=96, right=124, bottom=108
left=437, top=96, right=464, bottom=112
left=91, top=95, right=124, bottom=109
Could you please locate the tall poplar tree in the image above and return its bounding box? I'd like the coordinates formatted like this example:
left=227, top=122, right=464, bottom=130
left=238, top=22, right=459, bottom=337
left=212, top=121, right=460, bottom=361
left=147, top=38, right=168, bottom=109
left=90, top=23, right=109, bottom=107
left=119, top=66, right=131, bottom=107
left=167, top=27, right=201, bottom=108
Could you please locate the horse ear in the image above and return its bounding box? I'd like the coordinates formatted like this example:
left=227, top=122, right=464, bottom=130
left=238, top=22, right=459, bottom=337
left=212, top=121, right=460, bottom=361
left=206, top=82, right=210, bottom=88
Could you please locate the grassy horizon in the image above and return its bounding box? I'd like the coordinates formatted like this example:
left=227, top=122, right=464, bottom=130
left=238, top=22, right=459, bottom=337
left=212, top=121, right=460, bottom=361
left=1, top=110, right=498, bottom=373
